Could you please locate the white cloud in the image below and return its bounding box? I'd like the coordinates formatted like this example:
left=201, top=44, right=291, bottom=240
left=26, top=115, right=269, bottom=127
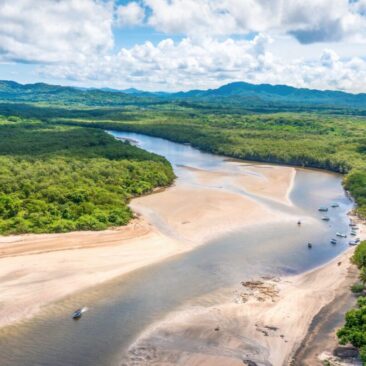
left=143, top=0, right=366, bottom=43
left=116, top=2, right=145, bottom=27
left=0, top=0, right=114, bottom=63
left=39, top=35, right=366, bottom=93
left=1, top=0, right=366, bottom=92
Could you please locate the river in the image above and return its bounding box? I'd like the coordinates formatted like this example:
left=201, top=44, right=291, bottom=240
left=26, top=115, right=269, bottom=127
left=0, top=131, right=354, bottom=366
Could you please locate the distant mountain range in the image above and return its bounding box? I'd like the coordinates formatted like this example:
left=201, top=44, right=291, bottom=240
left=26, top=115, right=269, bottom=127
left=1, top=79, right=366, bottom=108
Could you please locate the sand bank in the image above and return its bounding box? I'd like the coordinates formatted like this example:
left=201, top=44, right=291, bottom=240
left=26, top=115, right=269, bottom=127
left=121, top=249, right=358, bottom=366
left=0, top=163, right=296, bottom=329
left=120, top=220, right=366, bottom=366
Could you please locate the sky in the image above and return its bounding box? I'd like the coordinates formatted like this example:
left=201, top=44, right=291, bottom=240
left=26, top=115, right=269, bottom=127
left=1, top=0, right=366, bottom=92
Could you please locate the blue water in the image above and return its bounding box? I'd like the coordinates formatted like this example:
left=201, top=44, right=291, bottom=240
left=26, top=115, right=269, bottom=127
left=0, top=131, right=354, bottom=366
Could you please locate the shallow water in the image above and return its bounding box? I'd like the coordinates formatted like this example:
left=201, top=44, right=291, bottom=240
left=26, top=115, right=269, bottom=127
left=0, top=131, right=354, bottom=366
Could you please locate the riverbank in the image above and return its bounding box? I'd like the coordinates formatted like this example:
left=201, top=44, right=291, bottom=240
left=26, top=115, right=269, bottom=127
left=291, top=216, right=366, bottom=366
left=0, top=162, right=296, bottom=329
left=121, top=247, right=360, bottom=366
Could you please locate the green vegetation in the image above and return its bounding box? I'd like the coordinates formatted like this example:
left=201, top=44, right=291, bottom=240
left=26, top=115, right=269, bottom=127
left=351, top=283, right=365, bottom=294
left=0, top=81, right=365, bottom=231
left=338, top=241, right=366, bottom=363
left=49, top=109, right=366, bottom=218
left=0, top=117, right=174, bottom=234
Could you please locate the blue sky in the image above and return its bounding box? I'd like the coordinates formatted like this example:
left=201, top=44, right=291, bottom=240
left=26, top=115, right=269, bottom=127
left=1, top=0, right=366, bottom=92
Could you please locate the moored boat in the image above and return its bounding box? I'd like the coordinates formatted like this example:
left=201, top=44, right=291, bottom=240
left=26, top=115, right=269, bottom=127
left=336, top=232, right=347, bottom=238
left=318, top=206, right=328, bottom=212
left=331, top=239, right=337, bottom=244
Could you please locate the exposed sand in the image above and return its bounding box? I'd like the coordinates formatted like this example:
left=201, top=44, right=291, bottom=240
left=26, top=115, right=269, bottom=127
left=292, top=216, right=366, bottom=366
left=0, top=155, right=360, bottom=366
left=121, top=219, right=366, bottom=366
left=0, top=163, right=296, bottom=329
left=181, top=163, right=295, bottom=206
left=121, top=249, right=358, bottom=366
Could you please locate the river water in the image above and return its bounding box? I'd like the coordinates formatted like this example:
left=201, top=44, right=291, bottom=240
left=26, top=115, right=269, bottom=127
left=0, top=131, right=354, bottom=366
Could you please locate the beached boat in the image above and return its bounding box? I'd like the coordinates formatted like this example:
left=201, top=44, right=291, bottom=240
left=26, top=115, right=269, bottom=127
left=331, top=239, right=337, bottom=244
left=318, top=206, right=328, bottom=212
left=336, top=232, right=347, bottom=238
left=351, top=231, right=357, bottom=236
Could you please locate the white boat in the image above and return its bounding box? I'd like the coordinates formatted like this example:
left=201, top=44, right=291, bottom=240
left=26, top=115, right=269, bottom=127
left=72, top=307, right=88, bottom=319
left=318, top=206, right=328, bottom=212
left=349, top=241, right=357, bottom=246
left=336, top=232, right=347, bottom=238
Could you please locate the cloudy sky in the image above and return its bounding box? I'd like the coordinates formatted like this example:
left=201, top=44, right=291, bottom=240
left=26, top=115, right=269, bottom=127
left=1, top=0, right=366, bottom=92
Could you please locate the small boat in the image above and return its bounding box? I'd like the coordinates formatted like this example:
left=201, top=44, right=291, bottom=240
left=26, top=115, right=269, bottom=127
left=331, top=239, right=337, bottom=244
left=350, top=223, right=358, bottom=228
left=356, top=238, right=361, bottom=243
left=297, top=220, right=301, bottom=226
left=349, top=241, right=357, bottom=246
left=351, top=231, right=357, bottom=236
left=318, top=206, right=328, bottom=212
left=72, top=307, right=88, bottom=320
left=336, top=232, right=347, bottom=238
left=307, top=243, right=312, bottom=249
left=321, top=216, right=330, bottom=221
left=331, top=203, right=339, bottom=208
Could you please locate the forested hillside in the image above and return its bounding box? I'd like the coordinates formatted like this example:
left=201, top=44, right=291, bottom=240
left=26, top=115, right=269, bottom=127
left=0, top=116, right=174, bottom=234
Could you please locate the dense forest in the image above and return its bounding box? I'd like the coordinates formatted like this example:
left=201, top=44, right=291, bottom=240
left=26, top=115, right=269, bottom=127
left=0, top=116, right=174, bottom=234
left=338, top=241, right=366, bottom=362
left=0, top=81, right=365, bottom=224
left=50, top=109, right=366, bottom=219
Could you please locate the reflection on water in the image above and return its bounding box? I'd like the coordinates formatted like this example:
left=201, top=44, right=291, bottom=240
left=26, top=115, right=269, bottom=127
left=0, top=131, right=353, bottom=366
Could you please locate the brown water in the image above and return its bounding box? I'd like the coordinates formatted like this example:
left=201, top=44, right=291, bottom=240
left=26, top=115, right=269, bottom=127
left=0, top=131, right=354, bottom=366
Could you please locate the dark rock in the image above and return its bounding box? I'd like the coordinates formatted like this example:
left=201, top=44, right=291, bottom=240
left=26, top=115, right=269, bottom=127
left=333, top=346, right=359, bottom=358
left=242, top=360, right=258, bottom=366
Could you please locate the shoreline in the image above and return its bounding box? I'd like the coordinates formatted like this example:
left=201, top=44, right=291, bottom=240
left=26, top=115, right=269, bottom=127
left=120, top=246, right=359, bottom=366
left=290, top=215, right=365, bottom=365
left=0, top=162, right=297, bottom=329
left=0, top=148, right=359, bottom=366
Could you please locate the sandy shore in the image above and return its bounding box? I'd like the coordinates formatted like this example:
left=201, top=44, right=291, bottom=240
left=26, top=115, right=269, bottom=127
left=121, top=219, right=366, bottom=366
left=121, top=249, right=358, bottom=366
left=292, top=216, right=366, bottom=366
left=0, top=163, right=296, bottom=329
left=0, top=154, right=360, bottom=366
